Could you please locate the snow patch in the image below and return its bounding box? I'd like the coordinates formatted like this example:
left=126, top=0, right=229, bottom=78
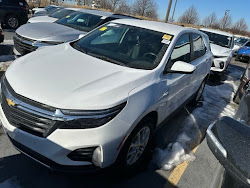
left=0, top=177, right=21, bottom=188
left=153, top=65, right=242, bottom=170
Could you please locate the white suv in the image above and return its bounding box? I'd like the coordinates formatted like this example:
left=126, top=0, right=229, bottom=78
left=0, top=19, right=212, bottom=172
left=200, top=28, right=234, bottom=76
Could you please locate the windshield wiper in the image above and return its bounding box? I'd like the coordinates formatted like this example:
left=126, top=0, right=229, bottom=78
left=73, top=43, right=86, bottom=54
left=88, top=52, right=128, bottom=67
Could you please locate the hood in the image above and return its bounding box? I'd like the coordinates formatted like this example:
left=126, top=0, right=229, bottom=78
left=28, top=16, right=58, bottom=23
left=210, top=43, right=233, bottom=57
left=6, top=44, right=153, bottom=110
left=16, top=23, right=85, bottom=42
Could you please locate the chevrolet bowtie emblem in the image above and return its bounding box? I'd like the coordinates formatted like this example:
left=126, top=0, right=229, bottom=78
left=6, top=98, right=15, bottom=107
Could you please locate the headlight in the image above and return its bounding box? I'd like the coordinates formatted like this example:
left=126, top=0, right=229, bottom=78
left=39, top=41, right=64, bottom=45
left=59, top=102, right=126, bottom=129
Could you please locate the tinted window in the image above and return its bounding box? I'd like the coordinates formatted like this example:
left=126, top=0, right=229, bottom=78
left=72, top=23, right=170, bottom=70
left=202, top=30, right=233, bottom=48
left=56, top=12, right=102, bottom=32
left=192, top=34, right=206, bottom=60
left=245, top=42, right=250, bottom=47
left=169, top=34, right=191, bottom=65
left=49, top=9, right=74, bottom=18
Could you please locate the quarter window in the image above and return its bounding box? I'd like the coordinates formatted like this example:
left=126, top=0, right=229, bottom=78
left=192, top=34, right=206, bottom=60
left=245, top=42, right=250, bottom=47
left=169, top=34, right=191, bottom=65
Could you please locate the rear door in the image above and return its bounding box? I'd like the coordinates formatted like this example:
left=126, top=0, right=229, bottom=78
left=189, top=33, right=211, bottom=92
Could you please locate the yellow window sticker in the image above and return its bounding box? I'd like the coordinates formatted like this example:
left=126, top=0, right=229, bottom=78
left=99, top=27, right=107, bottom=31
left=66, top=15, right=70, bottom=18
left=162, top=34, right=172, bottom=40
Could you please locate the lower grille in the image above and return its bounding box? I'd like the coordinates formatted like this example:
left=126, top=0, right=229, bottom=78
left=2, top=92, right=56, bottom=137
left=14, top=35, right=37, bottom=55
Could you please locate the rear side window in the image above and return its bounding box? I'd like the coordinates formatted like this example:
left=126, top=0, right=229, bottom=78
left=245, top=42, right=250, bottom=47
left=169, top=33, right=191, bottom=64
left=192, top=34, right=206, bottom=60
left=1, top=0, right=26, bottom=6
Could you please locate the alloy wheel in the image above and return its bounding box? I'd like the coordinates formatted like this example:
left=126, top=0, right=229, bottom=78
left=126, top=126, right=150, bottom=166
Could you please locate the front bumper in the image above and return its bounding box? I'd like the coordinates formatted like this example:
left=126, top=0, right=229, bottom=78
left=0, top=102, right=130, bottom=170
left=13, top=34, right=54, bottom=56
left=211, top=56, right=232, bottom=73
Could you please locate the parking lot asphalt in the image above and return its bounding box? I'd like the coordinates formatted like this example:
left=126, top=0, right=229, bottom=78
left=0, top=29, right=248, bottom=188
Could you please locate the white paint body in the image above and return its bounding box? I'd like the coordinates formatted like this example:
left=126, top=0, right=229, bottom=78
left=1, top=19, right=212, bottom=169
left=200, top=28, right=234, bottom=73
left=28, top=16, right=58, bottom=23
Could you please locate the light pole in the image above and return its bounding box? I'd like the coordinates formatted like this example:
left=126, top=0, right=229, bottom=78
left=171, top=0, right=178, bottom=23
left=222, top=9, right=230, bottom=29
left=165, top=0, right=173, bottom=23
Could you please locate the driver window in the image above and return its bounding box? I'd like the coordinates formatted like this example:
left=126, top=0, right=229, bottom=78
left=169, top=34, right=191, bottom=66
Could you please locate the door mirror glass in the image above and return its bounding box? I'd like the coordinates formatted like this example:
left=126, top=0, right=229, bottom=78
left=167, top=61, right=196, bottom=74
left=207, top=117, right=250, bottom=186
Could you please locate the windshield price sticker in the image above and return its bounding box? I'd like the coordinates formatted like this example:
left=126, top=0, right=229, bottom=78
left=161, top=39, right=171, bottom=44
left=101, top=16, right=107, bottom=20
left=66, top=15, right=71, bottom=18
left=107, top=23, right=119, bottom=27
left=162, top=34, right=172, bottom=40
left=99, top=27, right=108, bottom=31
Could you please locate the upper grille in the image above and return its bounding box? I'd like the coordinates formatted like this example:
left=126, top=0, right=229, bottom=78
left=1, top=77, right=57, bottom=137
left=14, top=34, right=38, bottom=55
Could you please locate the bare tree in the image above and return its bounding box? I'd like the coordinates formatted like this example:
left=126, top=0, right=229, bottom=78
left=100, top=0, right=112, bottom=10
left=116, top=1, right=131, bottom=14
left=219, top=13, right=232, bottom=30
left=203, top=12, right=217, bottom=28
left=77, top=0, right=91, bottom=6
left=232, top=18, right=248, bottom=33
left=178, top=6, right=199, bottom=25
left=108, top=0, right=125, bottom=12
left=132, top=0, right=158, bottom=19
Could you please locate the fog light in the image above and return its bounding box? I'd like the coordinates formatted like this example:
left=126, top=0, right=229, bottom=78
left=92, top=147, right=103, bottom=167
left=219, top=62, right=224, bottom=69
left=67, top=147, right=97, bottom=162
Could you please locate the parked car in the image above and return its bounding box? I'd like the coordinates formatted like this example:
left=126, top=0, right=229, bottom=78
left=235, top=41, right=250, bottom=62
left=233, top=63, right=250, bottom=103
left=200, top=28, right=234, bottom=76
left=0, top=23, right=4, bottom=43
left=207, top=86, right=250, bottom=187
left=0, top=19, right=213, bottom=172
left=233, top=36, right=249, bottom=55
left=28, top=8, right=82, bottom=23
left=32, top=5, right=63, bottom=17
left=13, top=10, right=139, bottom=56
left=0, top=0, right=29, bottom=29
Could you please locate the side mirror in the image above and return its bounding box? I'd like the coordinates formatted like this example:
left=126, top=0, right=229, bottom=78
left=206, top=117, right=250, bottom=186
left=78, top=34, right=85, bottom=39
left=166, top=61, right=196, bottom=74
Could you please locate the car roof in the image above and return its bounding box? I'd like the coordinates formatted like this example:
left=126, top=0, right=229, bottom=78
left=111, top=19, right=197, bottom=35
left=77, top=9, right=114, bottom=17
left=65, top=7, right=82, bottom=11
left=76, top=9, right=138, bottom=19
left=200, top=28, right=233, bottom=37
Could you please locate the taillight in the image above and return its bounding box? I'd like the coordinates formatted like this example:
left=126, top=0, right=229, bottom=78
left=21, top=7, right=27, bottom=11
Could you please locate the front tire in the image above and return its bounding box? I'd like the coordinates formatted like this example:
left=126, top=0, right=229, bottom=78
left=190, top=79, right=206, bottom=106
left=6, top=15, right=19, bottom=29
left=116, top=117, right=154, bottom=174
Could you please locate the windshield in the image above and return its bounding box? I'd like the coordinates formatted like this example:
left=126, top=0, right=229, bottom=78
left=49, top=9, right=75, bottom=18
left=56, top=12, right=103, bottom=32
left=45, top=6, right=56, bottom=11
left=202, top=30, right=233, bottom=48
left=47, top=7, right=63, bottom=14
left=72, top=23, right=170, bottom=70
left=235, top=38, right=248, bottom=46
